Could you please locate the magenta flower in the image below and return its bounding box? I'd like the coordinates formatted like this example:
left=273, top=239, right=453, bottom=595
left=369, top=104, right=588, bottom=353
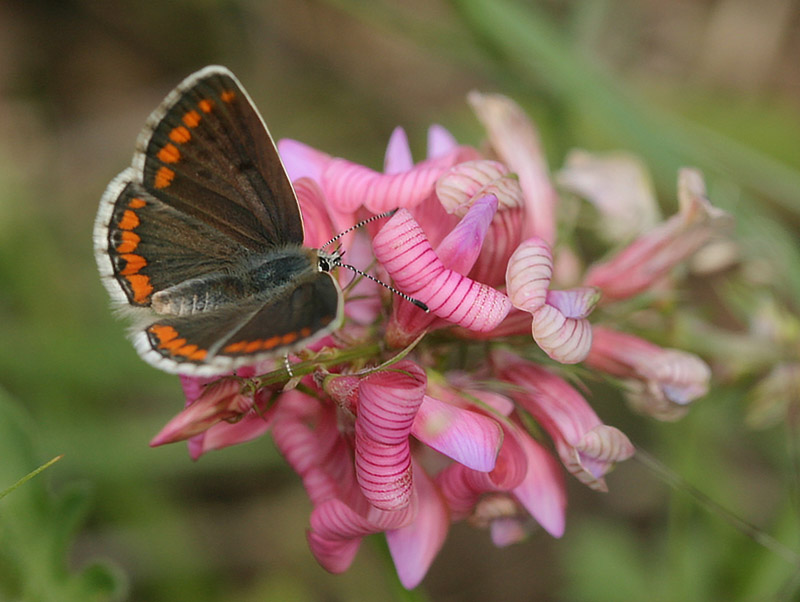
left=147, top=91, right=726, bottom=588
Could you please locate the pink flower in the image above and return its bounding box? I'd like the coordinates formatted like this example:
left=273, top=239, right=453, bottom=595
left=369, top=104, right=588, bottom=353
left=587, top=326, right=711, bottom=421
left=144, top=90, right=725, bottom=589
left=584, top=169, right=730, bottom=301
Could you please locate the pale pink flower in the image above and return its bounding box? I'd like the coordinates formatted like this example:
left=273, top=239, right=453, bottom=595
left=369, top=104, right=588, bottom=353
left=584, top=169, right=730, bottom=301
left=587, top=326, right=711, bottom=420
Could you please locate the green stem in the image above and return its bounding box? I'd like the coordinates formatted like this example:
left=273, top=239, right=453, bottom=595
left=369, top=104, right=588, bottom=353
left=0, top=455, right=62, bottom=501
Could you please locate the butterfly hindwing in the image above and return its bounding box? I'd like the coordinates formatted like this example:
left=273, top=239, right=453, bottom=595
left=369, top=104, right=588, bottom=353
left=137, top=271, right=342, bottom=374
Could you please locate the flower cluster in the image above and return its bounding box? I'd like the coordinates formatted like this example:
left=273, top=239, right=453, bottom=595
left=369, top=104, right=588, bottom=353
left=150, top=92, right=727, bottom=588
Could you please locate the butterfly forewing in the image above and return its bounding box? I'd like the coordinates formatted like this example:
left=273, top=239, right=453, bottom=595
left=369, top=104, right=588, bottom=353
left=136, top=67, right=304, bottom=250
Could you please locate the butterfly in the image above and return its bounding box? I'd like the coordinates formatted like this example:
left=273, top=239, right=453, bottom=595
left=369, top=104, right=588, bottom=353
left=94, top=66, right=343, bottom=376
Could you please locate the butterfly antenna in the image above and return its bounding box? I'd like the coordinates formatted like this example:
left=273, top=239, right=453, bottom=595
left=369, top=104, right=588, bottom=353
left=333, top=259, right=429, bottom=312
left=321, top=209, right=397, bottom=249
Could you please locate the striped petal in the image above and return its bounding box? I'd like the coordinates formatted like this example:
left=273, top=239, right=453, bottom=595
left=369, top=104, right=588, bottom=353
left=494, top=351, right=633, bottom=492
left=531, top=304, right=593, bottom=364
left=468, top=91, right=557, bottom=244
left=355, top=361, right=426, bottom=510
left=321, top=147, right=476, bottom=213
left=545, top=287, right=600, bottom=319
left=436, top=160, right=523, bottom=216
left=506, top=237, right=553, bottom=313
left=412, top=394, right=503, bottom=472
left=386, top=460, right=449, bottom=589
left=374, top=209, right=512, bottom=336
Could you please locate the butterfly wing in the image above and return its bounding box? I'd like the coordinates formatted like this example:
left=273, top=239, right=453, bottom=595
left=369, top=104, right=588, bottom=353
left=137, top=271, right=342, bottom=375
left=95, top=66, right=305, bottom=308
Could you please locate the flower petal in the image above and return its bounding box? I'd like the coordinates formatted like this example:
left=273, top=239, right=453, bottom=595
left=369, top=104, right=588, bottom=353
left=386, top=460, right=449, bottom=589
left=276, top=138, right=331, bottom=183
left=468, top=91, right=557, bottom=244
left=427, top=124, right=459, bottom=159
left=545, top=287, right=600, bottom=319
left=556, top=149, right=660, bottom=242
left=511, top=432, right=567, bottom=538
left=531, top=304, right=593, bottom=364
left=412, top=394, right=503, bottom=472
left=374, top=210, right=512, bottom=335
left=436, top=160, right=523, bottom=216
left=355, top=361, right=426, bottom=510
left=506, top=237, right=553, bottom=313
left=584, top=169, right=731, bottom=301
left=494, top=351, right=633, bottom=492
left=384, top=126, right=414, bottom=174
left=435, top=194, right=498, bottom=275
left=322, top=147, right=475, bottom=213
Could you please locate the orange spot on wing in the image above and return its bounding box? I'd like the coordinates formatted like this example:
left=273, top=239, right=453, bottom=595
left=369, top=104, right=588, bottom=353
left=169, top=125, right=191, bottom=143
left=299, top=327, right=312, bottom=338
left=118, top=209, right=140, bottom=230
left=198, top=98, right=214, bottom=113
left=154, top=166, right=174, bottom=189
left=281, top=332, right=298, bottom=345
left=116, top=231, right=140, bottom=254
left=120, top=253, right=146, bottom=275
left=149, top=324, right=178, bottom=344
left=223, top=341, right=247, bottom=353
left=128, top=197, right=146, bottom=209
left=188, top=348, right=207, bottom=361
left=176, top=343, right=199, bottom=357
left=262, top=336, right=281, bottom=350
left=244, top=340, right=263, bottom=353
left=221, top=90, right=236, bottom=103
left=127, top=274, right=153, bottom=304
left=182, top=110, right=201, bottom=128
left=157, top=143, right=180, bottom=164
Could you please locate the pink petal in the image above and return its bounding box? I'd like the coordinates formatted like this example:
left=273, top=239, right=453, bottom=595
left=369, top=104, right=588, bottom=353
left=494, top=352, right=633, bottom=492
left=511, top=432, right=567, bottom=538
left=545, top=287, right=600, bottom=319
left=373, top=210, right=512, bottom=333
left=321, top=148, right=473, bottom=213
left=436, top=160, right=523, bottom=216
left=355, top=362, right=426, bottom=510
left=150, top=379, right=250, bottom=446
left=584, top=169, right=730, bottom=301
left=307, top=499, right=373, bottom=573
left=294, top=177, right=337, bottom=248
left=412, top=394, right=503, bottom=472
left=556, top=149, right=660, bottom=242
left=490, top=517, right=529, bottom=547
left=531, top=304, right=593, bottom=364
left=276, top=138, right=331, bottom=183
left=468, top=92, right=557, bottom=244
left=506, top=237, right=553, bottom=313
left=386, top=460, right=449, bottom=589
left=435, top=194, right=498, bottom=276
left=384, top=127, right=414, bottom=174
left=468, top=204, right=526, bottom=288
left=427, top=124, right=459, bottom=159
left=577, top=425, right=635, bottom=463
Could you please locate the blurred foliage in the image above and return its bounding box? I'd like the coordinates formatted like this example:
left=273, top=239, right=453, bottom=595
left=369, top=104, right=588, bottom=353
left=1, top=0, right=799, bottom=600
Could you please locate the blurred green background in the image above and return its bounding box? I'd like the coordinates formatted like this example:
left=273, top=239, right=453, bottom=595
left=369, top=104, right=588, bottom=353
left=1, top=1, right=799, bottom=600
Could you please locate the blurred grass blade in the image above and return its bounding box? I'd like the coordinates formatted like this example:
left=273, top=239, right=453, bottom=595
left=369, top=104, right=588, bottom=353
left=0, top=455, right=62, bottom=502
left=449, top=0, right=800, bottom=215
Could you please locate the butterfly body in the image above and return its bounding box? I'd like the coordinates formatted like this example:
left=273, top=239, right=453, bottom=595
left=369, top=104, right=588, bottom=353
left=95, top=66, right=343, bottom=375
